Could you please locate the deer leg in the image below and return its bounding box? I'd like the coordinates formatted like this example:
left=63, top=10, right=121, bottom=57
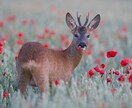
left=17, top=70, right=31, bottom=95
left=31, top=69, right=49, bottom=95
left=16, top=61, right=31, bottom=95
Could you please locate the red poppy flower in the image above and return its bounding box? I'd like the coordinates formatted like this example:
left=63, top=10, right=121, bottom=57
left=111, top=88, right=117, bottom=94
left=0, top=21, right=4, bottom=27
left=99, top=70, right=105, bottom=75
left=87, top=69, right=94, bottom=78
left=125, top=69, right=130, bottom=74
left=65, top=40, right=70, bottom=46
left=44, top=28, right=49, bottom=34
left=60, top=34, right=67, bottom=42
left=54, top=80, right=59, bottom=86
left=94, top=66, right=101, bottom=72
left=50, top=31, right=56, bottom=36
left=106, top=50, right=117, bottom=58
left=44, top=43, right=49, bottom=48
left=129, top=66, right=132, bottom=70
left=6, top=15, right=16, bottom=22
left=3, top=91, right=9, bottom=98
left=121, top=25, right=128, bottom=32
left=15, top=56, right=18, bottom=61
left=100, top=51, right=105, bottom=57
left=107, top=77, right=112, bottom=83
left=118, top=75, right=125, bottom=82
left=114, top=70, right=120, bottom=75
left=84, top=50, right=92, bottom=55
left=101, top=102, right=106, bottom=108
left=22, top=19, right=28, bottom=25
left=17, top=32, right=24, bottom=38
left=0, top=40, right=4, bottom=47
left=37, top=34, right=45, bottom=39
left=0, top=46, right=3, bottom=54
left=16, top=39, right=23, bottom=45
left=100, top=64, right=105, bottom=68
left=94, top=58, right=100, bottom=64
left=120, top=58, right=130, bottom=67
left=128, top=74, right=132, bottom=84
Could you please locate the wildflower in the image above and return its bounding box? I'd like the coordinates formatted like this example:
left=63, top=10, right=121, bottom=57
left=16, top=39, right=23, bottom=45
left=44, top=28, right=49, bottom=34
left=44, top=43, right=49, bottom=48
left=0, top=46, right=3, bottom=54
left=118, top=75, right=125, bottom=82
left=50, top=31, right=56, bottom=36
left=60, top=34, right=67, bottom=42
left=114, top=70, right=120, bottom=75
left=120, top=58, right=130, bottom=67
left=107, top=77, right=112, bottom=83
left=101, top=102, right=106, bottom=108
left=17, top=32, right=24, bottom=38
left=106, top=50, right=117, bottom=58
left=100, top=63, right=105, bottom=68
left=65, top=40, right=70, bottom=46
left=0, top=21, right=4, bottom=27
left=0, top=40, right=4, bottom=46
left=37, top=34, right=45, bottom=39
left=3, top=91, right=9, bottom=98
left=100, top=51, right=105, bottom=57
left=111, top=88, right=117, bottom=94
left=94, top=58, right=100, bottom=64
left=125, top=69, right=130, bottom=74
left=128, top=74, right=132, bottom=84
left=84, top=50, right=92, bottom=55
left=128, top=65, right=132, bottom=70
left=87, top=69, right=94, bottom=78
left=99, top=70, right=105, bottom=75
left=15, top=56, right=18, bottom=61
left=121, top=25, right=128, bottom=32
left=22, top=19, right=28, bottom=25
left=94, top=66, right=101, bottom=72
left=54, top=80, right=59, bottom=86
left=6, top=15, right=16, bottom=22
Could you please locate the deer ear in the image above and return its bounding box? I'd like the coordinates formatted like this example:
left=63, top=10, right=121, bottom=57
left=88, top=14, right=100, bottom=31
left=66, top=12, right=77, bottom=31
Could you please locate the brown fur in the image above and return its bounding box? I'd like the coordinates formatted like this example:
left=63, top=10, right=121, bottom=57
left=16, top=41, right=83, bottom=94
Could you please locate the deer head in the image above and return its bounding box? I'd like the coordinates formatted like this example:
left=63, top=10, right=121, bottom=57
left=66, top=12, right=100, bottom=50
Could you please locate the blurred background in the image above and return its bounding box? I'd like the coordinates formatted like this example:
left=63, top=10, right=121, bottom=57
left=0, top=0, right=132, bottom=59
left=0, top=0, right=132, bottom=29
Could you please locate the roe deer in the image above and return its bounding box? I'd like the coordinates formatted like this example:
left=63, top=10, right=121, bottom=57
left=16, top=12, right=100, bottom=95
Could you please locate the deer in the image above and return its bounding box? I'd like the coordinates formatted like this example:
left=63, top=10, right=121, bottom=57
left=16, top=12, right=100, bottom=95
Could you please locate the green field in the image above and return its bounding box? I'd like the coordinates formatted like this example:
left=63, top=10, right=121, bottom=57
left=0, top=0, right=132, bottom=108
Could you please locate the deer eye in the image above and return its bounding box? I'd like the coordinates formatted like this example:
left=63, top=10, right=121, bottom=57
left=86, top=35, right=90, bottom=38
left=74, top=34, right=79, bottom=38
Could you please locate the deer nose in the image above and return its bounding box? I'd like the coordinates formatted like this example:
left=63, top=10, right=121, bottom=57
left=78, top=42, right=87, bottom=48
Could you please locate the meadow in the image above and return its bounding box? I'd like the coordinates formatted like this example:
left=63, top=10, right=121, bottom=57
left=0, top=0, right=132, bottom=108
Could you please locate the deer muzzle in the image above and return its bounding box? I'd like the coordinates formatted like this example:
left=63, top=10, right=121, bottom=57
left=78, top=42, right=87, bottom=50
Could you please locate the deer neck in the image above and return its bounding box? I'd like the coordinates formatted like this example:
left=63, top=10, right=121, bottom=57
left=64, top=41, right=83, bottom=68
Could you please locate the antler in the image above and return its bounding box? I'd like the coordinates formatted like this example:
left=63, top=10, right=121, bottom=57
left=83, top=12, right=89, bottom=26
left=77, top=12, right=82, bottom=26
